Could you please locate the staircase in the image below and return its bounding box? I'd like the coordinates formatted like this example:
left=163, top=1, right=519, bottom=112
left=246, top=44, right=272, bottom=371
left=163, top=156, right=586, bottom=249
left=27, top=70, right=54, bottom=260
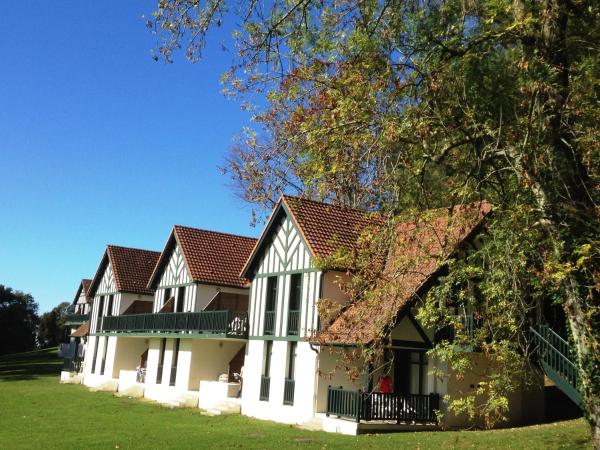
left=531, top=325, right=582, bottom=407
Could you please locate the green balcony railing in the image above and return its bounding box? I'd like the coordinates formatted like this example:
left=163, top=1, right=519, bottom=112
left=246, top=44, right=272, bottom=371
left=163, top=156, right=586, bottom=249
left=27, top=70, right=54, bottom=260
left=283, top=378, right=295, bottom=405
left=64, top=314, right=89, bottom=326
left=326, top=386, right=440, bottom=424
left=287, top=310, right=300, bottom=336
left=100, top=310, right=248, bottom=338
left=264, top=311, right=276, bottom=335
left=531, top=325, right=581, bottom=406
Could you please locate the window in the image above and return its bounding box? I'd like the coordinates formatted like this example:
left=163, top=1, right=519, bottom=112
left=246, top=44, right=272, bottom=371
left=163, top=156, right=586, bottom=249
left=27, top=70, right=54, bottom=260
left=163, top=288, right=171, bottom=308
left=286, top=342, right=297, bottom=380
left=409, top=351, right=428, bottom=395
left=176, top=287, right=185, bottom=313
left=264, top=277, right=278, bottom=335
left=95, top=296, right=105, bottom=331
left=169, top=339, right=180, bottom=386
left=266, top=277, right=278, bottom=311
left=260, top=341, right=272, bottom=401
left=106, top=295, right=114, bottom=317
left=156, top=338, right=166, bottom=384
left=99, top=337, right=109, bottom=375
left=263, top=340, right=273, bottom=377
left=287, top=274, right=302, bottom=335
left=289, top=274, right=302, bottom=311
left=91, top=337, right=100, bottom=373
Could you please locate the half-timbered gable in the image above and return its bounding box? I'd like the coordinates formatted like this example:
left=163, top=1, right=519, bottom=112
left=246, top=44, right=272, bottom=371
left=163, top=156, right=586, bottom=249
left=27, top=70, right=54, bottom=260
left=88, top=245, right=160, bottom=333
left=148, top=225, right=257, bottom=314
left=246, top=213, right=322, bottom=338
left=151, top=242, right=195, bottom=313
left=242, top=196, right=378, bottom=339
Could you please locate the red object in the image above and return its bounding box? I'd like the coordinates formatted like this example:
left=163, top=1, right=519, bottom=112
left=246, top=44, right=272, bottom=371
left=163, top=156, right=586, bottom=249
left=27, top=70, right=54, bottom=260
left=379, top=375, right=393, bottom=393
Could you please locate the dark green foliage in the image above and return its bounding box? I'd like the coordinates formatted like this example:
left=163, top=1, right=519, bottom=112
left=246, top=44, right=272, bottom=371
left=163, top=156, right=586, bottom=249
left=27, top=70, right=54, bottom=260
left=37, top=302, right=70, bottom=348
left=0, top=285, right=39, bottom=355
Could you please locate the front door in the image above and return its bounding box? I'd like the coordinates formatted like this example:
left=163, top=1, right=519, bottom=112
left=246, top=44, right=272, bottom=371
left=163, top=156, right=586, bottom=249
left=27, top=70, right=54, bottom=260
left=393, top=349, right=411, bottom=394
left=393, top=349, right=427, bottom=394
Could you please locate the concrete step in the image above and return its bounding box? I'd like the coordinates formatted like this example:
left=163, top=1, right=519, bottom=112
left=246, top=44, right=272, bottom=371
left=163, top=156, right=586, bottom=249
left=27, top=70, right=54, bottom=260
left=115, top=385, right=144, bottom=398
left=177, top=394, right=199, bottom=408
left=300, top=416, right=324, bottom=431
left=89, top=380, right=119, bottom=392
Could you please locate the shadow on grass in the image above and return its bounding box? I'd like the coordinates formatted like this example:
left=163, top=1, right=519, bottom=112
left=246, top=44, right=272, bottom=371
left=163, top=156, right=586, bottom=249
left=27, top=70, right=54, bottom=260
left=0, top=348, right=62, bottom=381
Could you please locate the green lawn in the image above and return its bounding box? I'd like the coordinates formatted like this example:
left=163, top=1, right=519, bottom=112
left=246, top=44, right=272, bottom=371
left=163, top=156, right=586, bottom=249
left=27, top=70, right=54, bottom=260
left=0, top=349, right=591, bottom=449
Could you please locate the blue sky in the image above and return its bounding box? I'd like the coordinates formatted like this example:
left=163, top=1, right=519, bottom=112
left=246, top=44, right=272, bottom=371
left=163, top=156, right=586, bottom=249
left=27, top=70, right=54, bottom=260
left=0, top=2, right=260, bottom=313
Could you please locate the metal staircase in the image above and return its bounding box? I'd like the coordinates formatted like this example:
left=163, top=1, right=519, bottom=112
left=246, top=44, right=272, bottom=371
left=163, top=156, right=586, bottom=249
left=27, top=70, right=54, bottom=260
left=531, top=324, right=582, bottom=407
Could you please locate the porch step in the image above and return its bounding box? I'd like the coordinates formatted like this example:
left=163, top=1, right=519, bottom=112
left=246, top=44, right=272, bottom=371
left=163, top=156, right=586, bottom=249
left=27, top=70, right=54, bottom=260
left=59, top=371, right=82, bottom=384
left=89, top=380, right=119, bottom=392
left=115, top=385, right=145, bottom=398
left=200, top=408, right=223, bottom=416
left=161, top=393, right=199, bottom=409
left=199, top=398, right=240, bottom=415
left=299, top=416, right=324, bottom=431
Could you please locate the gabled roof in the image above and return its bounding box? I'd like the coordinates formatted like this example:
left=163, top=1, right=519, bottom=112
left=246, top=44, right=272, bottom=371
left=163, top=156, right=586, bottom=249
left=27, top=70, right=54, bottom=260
left=317, top=201, right=492, bottom=344
left=88, top=245, right=161, bottom=297
left=148, top=226, right=257, bottom=289
left=73, top=279, right=92, bottom=304
left=241, top=196, right=383, bottom=278
left=71, top=320, right=89, bottom=337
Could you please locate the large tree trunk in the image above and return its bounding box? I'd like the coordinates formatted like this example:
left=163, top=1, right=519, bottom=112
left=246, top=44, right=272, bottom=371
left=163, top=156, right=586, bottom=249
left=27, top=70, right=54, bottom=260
left=512, top=3, right=600, bottom=446
left=564, top=277, right=600, bottom=449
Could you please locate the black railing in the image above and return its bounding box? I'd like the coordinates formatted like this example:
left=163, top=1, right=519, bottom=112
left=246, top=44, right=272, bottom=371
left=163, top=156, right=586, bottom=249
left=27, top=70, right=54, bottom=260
left=100, top=310, right=248, bottom=337
left=326, top=386, right=440, bottom=424
left=264, top=311, right=275, bottom=335
left=62, top=357, right=83, bottom=373
left=283, top=378, right=295, bottom=405
left=287, top=310, right=300, bottom=336
left=64, top=314, right=89, bottom=325
left=259, top=375, right=270, bottom=401
left=326, top=386, right=361, bottom=421
left=362, top=392, right=439, bottom=423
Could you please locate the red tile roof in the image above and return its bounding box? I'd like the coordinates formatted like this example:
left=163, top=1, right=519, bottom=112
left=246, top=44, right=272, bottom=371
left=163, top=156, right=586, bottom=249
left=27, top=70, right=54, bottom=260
left=71, top=320, right=89, bottom=337
left=88, top=246, right=161, bottom=297
left=149, top=226, right=257, bottom=289
left=283, top=196, right=384, bottom=259
left=316, top=201, right=492, bottom=344
left=73, top=279, right=92, bottom=304
left=242, top=196, right=383, bottom=277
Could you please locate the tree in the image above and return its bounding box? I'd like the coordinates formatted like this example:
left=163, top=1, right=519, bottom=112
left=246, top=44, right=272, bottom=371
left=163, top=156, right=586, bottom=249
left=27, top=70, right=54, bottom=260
left=148, top=0, right=599, bottom=445
left=38, top=302, right=70, bottom=348
left=0, top=285, right=39, bottom=355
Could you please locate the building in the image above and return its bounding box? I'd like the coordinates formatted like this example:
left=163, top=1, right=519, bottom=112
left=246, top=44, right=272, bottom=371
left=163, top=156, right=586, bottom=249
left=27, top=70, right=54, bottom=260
left=238, top=196, right=545, bottom=434
left=83, top=245, right=161, bottom=389
left=63, top=196, right=579, bottom=434
left=59, top=279, right=92, bottom=382
left=95, top=226, right=256, bottom=409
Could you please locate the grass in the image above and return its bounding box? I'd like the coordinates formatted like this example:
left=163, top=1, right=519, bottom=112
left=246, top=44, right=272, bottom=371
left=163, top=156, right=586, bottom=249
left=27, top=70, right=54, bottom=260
left=0, top=349, right=592, bottom=449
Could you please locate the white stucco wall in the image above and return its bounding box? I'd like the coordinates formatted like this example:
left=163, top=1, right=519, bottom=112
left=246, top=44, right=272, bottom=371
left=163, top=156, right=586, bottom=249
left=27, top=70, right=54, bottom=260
left=241, top=340, right=319, bottom=424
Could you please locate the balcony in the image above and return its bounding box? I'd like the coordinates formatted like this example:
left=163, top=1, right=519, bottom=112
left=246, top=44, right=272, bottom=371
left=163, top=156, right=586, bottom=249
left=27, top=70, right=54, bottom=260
left=64, top=314, right=89, bottom=326
left=287, top=310, right=300, bottom=336
left=264, top=311, right=275, bottom=335
left=100, top=310, right=248, bottom=338
left=326, top=386, right=439, bottom=424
